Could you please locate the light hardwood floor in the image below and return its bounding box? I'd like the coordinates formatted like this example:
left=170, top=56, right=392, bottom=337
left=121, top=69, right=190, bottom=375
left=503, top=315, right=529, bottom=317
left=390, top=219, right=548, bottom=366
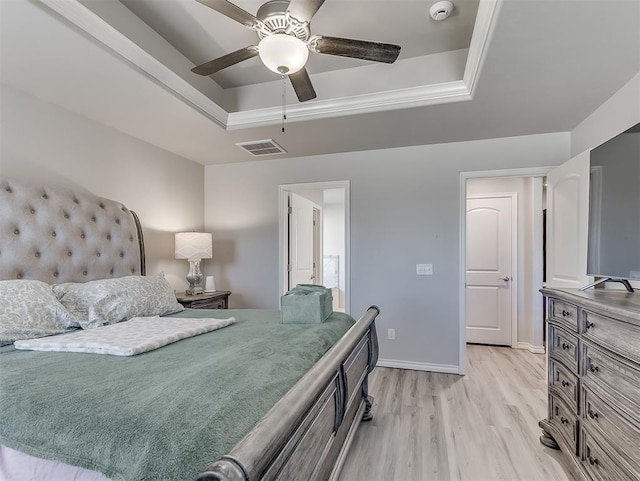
left=338, top=345, right=574, bottom=481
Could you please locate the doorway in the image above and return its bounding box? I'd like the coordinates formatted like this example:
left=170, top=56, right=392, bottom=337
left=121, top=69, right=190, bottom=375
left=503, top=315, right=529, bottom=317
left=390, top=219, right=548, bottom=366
left=459, top=168, right=551, bottom=374
left=279, top=181, right=350, bottom=313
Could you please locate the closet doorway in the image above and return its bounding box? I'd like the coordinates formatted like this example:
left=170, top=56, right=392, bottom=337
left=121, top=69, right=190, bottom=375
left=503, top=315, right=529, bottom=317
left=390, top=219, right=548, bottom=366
left=279, top=181, right=350, bottom=313
left=459, top=168, right=551, bottom=374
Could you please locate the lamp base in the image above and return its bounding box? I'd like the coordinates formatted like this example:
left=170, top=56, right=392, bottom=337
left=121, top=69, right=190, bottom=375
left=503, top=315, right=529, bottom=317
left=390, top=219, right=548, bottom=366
left=185, top=284, right=204, bottom=296
left=185, top=259, right=204, bottom=295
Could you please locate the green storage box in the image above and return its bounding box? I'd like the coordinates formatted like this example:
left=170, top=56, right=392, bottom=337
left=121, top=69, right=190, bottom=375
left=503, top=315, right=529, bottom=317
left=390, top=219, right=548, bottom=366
left=281, top=284, right=333, bottom=324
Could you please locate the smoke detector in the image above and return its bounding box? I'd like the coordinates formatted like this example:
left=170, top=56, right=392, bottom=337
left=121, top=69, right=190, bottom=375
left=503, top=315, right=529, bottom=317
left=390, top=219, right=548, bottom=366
left=430, top=1, right=454, bottom=21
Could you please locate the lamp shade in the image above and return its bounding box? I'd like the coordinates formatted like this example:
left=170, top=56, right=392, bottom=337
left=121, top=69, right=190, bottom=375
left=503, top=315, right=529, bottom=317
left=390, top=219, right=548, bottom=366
left=175, top=232, right=212, bottom=260
left=258, top=34, right=309, bottom=75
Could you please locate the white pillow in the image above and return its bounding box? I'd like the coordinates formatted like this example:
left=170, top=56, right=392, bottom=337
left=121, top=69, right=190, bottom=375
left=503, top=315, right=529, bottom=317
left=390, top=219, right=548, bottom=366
left=0, top=280, right=74, bottom=346
left=53, top=274, right=184, bottom=329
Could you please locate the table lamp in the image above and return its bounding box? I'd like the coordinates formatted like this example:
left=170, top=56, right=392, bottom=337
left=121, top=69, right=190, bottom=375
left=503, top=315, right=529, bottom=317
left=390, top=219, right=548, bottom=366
left=175, top=232, right=212, bottom=295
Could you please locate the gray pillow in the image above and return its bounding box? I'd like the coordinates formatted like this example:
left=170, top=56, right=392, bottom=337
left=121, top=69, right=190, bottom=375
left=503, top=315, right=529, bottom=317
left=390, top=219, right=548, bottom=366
left=53, top=274, right=184, bottom=329
left=0, top=280, right=74, bottom=346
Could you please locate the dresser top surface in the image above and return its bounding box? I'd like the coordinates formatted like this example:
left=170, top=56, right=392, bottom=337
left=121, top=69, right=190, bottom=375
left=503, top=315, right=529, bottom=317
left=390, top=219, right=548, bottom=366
left=542, top=288, right=640, bottom=324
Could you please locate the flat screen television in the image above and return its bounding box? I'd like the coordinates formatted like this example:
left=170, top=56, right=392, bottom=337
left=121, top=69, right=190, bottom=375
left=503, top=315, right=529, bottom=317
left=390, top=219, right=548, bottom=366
left=585, top=122, right=640, bottom=291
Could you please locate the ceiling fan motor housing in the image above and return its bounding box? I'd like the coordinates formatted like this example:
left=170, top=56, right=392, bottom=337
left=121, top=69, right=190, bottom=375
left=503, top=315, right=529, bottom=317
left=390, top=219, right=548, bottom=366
left=256, top=0, right=309, bottom=40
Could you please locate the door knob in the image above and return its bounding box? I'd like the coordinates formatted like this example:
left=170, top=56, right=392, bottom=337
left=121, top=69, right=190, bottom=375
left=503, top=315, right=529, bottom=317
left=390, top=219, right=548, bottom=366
left=499, top=276, right=511, bottom=281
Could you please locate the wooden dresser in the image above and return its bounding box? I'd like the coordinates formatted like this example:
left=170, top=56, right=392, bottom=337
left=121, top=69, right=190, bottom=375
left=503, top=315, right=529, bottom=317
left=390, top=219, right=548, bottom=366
left=539, top=288, right=640, bottom=480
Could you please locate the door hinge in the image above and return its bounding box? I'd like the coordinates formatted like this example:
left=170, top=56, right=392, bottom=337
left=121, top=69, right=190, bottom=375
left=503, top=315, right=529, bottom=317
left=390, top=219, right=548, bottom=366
left=287, top=264, right=292, bottom=272
left=288, top=206, right=292, bottom=214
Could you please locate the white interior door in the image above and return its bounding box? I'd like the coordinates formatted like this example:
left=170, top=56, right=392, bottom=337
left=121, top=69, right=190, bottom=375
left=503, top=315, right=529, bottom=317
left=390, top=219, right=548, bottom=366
left=546, top=151, right=591, bottom=289
left=466, top=195, right=515, bottom=346
left=289, top=193, right=317, bottom=288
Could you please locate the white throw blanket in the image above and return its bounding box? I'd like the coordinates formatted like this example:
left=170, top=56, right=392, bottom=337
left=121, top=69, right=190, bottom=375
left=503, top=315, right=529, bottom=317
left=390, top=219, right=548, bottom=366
left=14, top=316, right=236, bottom=356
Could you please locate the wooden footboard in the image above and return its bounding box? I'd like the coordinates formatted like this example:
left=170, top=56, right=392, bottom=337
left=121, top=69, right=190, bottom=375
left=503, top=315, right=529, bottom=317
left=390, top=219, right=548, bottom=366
left=197, top=306, right=380, bottom=481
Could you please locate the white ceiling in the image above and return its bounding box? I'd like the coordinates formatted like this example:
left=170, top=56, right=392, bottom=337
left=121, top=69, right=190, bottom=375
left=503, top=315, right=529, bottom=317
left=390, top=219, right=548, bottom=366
left=1, top=0, right=639, bottom=165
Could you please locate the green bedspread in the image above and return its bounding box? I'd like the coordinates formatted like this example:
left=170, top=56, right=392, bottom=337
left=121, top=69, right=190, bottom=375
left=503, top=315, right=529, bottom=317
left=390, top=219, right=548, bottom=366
left=0, top=309, right=355, bottom=481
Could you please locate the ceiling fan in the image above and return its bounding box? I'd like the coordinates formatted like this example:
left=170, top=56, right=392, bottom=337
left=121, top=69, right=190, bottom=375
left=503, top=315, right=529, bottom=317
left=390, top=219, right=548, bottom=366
left=191, top=0, right=402, bottom=102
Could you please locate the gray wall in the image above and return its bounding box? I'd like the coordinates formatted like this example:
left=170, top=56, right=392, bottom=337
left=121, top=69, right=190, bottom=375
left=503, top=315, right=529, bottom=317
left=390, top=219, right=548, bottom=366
left=571, top=73, right=640, bottom=156
left=0, top=86, right=205, bottom=291
left=204, top=133, right=569, bottom=370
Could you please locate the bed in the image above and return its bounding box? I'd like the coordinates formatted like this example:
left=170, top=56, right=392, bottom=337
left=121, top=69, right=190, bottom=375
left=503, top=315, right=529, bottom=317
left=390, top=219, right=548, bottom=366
left=0, top=177, right=380, bottom=481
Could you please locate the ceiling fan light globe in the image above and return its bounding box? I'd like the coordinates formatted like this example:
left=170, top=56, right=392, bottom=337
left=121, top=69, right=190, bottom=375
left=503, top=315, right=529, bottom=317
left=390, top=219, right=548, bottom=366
left=258, top=34, right=309, bottom=75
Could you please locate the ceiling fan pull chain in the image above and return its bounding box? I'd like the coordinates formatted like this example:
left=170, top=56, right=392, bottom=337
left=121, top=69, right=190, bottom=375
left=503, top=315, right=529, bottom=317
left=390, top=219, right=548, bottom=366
left=281, top=73, right=287, bottom=133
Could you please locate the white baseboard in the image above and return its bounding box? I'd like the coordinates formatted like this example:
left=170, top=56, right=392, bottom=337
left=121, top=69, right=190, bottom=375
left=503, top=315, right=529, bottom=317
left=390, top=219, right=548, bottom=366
left=515, top=342, right=546, bottom=354
left=377, top=358, right=461, bottom=374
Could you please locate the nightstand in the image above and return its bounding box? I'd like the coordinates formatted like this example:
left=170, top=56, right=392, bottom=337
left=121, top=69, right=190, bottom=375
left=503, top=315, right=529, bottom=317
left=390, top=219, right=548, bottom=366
left=175, top=290, right=231, bottom=309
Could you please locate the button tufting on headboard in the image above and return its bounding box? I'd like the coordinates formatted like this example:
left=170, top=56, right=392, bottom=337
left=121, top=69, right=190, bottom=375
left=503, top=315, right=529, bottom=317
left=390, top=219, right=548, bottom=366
left=0, top=177, right=145, bottom=284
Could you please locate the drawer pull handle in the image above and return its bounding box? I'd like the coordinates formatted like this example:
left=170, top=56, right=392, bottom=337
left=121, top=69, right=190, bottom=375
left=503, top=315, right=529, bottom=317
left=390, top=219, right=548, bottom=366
left=588, top=409, right=599, bottom=420
left=589, top=363, right=600, bottom=373
left=562, top=309, right=570, bottom=317
left=585, top=321, right=595, bottom=330
left=561, top=380, right=570, bottom=387
left=561, top=342, right=571, bottom=350
left=560, top=416, right=569, bottom=425
left=588, top=456, right=599, bottom=466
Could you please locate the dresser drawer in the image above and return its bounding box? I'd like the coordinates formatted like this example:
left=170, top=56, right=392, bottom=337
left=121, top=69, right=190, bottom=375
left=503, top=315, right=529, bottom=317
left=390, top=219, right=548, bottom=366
left=580, top=428, right=636, bottom=481
left=550, top=395, right=578, bottom=455
left=549, top=325, right=579, bottom=374
left=583, top=309, right=640, bottom=365
left=550, top=359, right=579, bottom=414
left=549, top=298, right=579, bottom=332
left=582, top=387, right=640, bottom=475
left=582, top=343, right=640, bottom=416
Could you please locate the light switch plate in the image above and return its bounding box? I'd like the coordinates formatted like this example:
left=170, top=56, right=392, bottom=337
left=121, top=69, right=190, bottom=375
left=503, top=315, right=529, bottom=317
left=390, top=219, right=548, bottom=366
left=416, top=264, right=433, bottom=275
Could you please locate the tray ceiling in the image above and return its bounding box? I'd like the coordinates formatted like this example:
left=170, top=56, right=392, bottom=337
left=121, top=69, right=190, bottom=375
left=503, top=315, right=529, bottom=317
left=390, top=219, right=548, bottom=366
left=56, top=0, right=488, bottom=126
left=2, top=0, right=638, bottom=165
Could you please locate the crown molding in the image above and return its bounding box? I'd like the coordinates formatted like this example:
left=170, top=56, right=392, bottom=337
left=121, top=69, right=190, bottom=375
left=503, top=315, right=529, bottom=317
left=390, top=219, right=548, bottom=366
left=226, top=80, right=471, bottom=129
left=463, top=0, right=502, bottom=96
left=39, top=0, right=501, bottom=131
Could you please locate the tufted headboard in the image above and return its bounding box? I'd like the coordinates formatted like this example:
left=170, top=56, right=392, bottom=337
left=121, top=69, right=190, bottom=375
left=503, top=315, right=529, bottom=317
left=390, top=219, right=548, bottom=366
left=0, top=177, right=145, bottom=284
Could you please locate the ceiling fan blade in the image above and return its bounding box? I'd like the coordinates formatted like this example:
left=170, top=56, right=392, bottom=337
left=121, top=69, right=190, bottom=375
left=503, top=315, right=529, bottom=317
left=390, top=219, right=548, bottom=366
left=286, top=0, right=326, bottom=23
left=195, top=0, right=261, bottom=29
left=310, top=35, right=401, bottom=64
left=191, top=46, right=258, bottom=76
left=289, top=68, right=317, bottom=102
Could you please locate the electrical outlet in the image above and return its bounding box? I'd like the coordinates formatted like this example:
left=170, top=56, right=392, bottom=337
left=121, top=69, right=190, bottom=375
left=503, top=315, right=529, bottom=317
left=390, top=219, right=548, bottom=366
left=387, top=328, right=396, bottom=340
left=416, top=263, right=433, bottom=275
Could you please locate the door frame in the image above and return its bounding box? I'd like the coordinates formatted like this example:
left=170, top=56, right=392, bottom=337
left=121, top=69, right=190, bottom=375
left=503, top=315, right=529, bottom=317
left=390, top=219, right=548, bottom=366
left=466, top=192, right=518, bottom=348
left=459, top=167, right=553, bottom=374
left=279, top=180, right=351, bottom=313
